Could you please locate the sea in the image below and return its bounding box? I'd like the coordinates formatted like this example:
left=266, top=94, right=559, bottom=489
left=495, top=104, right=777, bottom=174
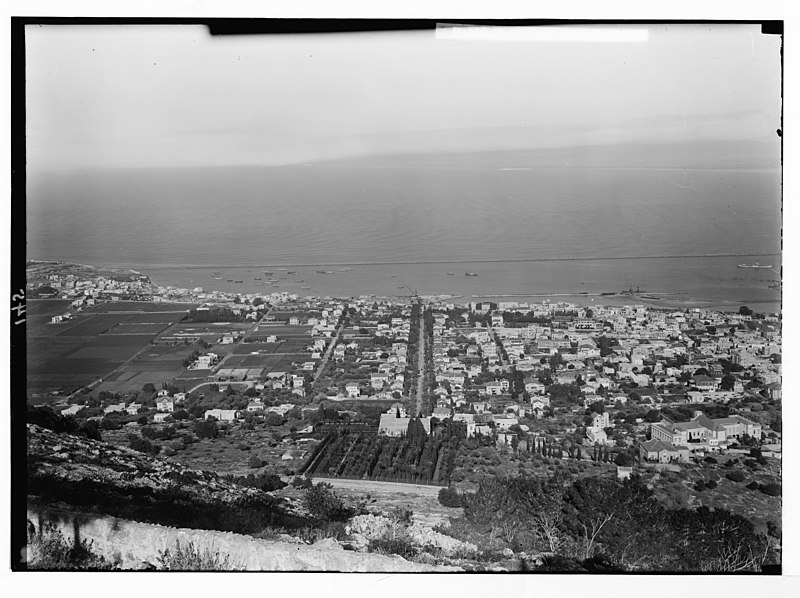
left=26, top=141, right=783, bottom=312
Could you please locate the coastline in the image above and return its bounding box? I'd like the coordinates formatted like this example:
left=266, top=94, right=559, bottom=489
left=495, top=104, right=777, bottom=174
left=27, top=258, right=781, bottom=314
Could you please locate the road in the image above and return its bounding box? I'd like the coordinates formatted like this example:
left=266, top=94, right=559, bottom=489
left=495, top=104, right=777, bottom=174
left=312, top=314, right=347, bottom=389
left=186, top=380, right=253, bottom=394
left=307, top=476, right=443, bottom=497
left=414, top=302, right=426, bottom=417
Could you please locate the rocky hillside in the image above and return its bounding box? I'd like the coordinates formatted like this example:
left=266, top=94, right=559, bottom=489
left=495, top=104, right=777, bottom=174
left=26, top=424, right=295, bottom=534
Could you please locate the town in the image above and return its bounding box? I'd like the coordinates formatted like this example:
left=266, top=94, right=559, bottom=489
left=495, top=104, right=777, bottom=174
left=25, top=260, right=782, bottom=571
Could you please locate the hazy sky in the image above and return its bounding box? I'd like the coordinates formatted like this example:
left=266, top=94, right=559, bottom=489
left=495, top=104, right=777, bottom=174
left=26, top=23, right=782, bottom=170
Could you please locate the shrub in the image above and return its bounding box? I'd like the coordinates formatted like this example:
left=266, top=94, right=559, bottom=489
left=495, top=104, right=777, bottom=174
left=705, top=480, right=718, bottom=490
left=291, top=476, right=313, bottom=489
left=613, top=452, right=634, bottom=467
left=265, top=412, right=283, bottom=427
left=370, top=536, right=417, bottom=560
left=156, top=540, right=241, bottom=571
left=194, top=419, right=218, bottom=439
left=726, top=470, right=746, bottom=483
left=26, top=522, right=115, bottom=570
left=128, top=434, right=154, bottom=454
left=304, top=482, right=354, bottom=522
left=694, top=480, right=707, bottom=492
left=77, top=420, right=102, bottom=441
left=100, top=417, right=122, bottom=431
left=438, top=487, right=463, bottom=508
left=248, top=454, right=264, bottom=469
left=703, top=456, right=718, bottom=464
left=746, top=481, right=761, bottom=491
left=761, top=483, right=781, bottom=497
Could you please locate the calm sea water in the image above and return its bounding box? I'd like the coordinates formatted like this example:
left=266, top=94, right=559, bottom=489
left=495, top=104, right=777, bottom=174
left=26, top=144, right=782, bottom=310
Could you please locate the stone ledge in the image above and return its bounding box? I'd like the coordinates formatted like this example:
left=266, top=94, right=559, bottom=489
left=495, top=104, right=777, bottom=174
left=26, top=502, right=461, bottom=572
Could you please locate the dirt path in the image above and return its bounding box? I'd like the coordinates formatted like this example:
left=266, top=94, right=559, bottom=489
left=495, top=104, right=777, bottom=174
left=309, top=476, right=443, bottom=497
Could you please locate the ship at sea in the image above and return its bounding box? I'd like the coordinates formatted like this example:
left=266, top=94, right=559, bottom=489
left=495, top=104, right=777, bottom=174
left=465, top=272, right=478, bottom=277
left=737, top=261, right=773, bottom=269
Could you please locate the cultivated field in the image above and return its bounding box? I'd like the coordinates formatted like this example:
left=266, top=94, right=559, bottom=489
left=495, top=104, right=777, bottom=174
left=26, top=301, right=196, bottom=398
left=94, top=344, right=201, bottom=395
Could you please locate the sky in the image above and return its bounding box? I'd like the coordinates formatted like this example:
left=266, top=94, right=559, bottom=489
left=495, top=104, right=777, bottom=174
left=25, top=23, right=782, bottom=170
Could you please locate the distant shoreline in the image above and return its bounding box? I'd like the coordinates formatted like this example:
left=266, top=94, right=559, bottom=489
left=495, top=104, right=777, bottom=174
left=40, top=251, right=781, bottom=271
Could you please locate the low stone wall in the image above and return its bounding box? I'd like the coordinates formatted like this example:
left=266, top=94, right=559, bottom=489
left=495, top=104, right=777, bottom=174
left=26, top=502, right=460, bottom=572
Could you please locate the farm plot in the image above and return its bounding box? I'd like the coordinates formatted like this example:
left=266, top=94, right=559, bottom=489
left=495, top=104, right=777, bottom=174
left=103, top=322, right=171, bottom=335
left=92, top=344, right=200, bottom=394
left=54, top=314, right=133, bottom=337
left=27, top=334, right=152, bottom=397
left=260, top=353, right=315, bottom=371
left=86, top=301, right=197, bottom=313
left=174, top=322, right=252, bottom=335
left=124, top=312, right=189, bottom=323
left=26, top=299, right=73, bottom=317
left=231, top=343, right=281, bottom=355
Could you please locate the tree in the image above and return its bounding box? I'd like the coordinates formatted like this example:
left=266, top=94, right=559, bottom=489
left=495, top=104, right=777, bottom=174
left=588, top=401, right=605, bottom=415
left=738, top=305, right=753, bottom=317
left=438, top=487, right=463, bottom=507
left=142, top=383, right=156, bottom=394
left=265, top=412, right=283, bottom=427
left=304, top=482, right=354, bottom=522
left=614, top=452, right=634, bottom=467
left=645, top=410, right=661, bottom=423
left=726, top=470, right=746, bottom=483
left=194, top=419, right=218, bottom=439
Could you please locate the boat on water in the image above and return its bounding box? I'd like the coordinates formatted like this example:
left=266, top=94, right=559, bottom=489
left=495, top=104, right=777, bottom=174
left=737, top=262, right=773, bottom=269
left=263, top=271, right=273, bottom=276
left=234, top=280, right=243, bottom=283
left=226, top=279, right=233, bottom=282
left=301, top=286, right=311, bottom=290
left=446, top=272, right=455, bottom=276
left=465, top=272, right=478, bottom=277
left=317, top=269, right=334, bottom=274
left=339, top=267, right=354, bottom=272
left=287, top=271, right=297, bottom=275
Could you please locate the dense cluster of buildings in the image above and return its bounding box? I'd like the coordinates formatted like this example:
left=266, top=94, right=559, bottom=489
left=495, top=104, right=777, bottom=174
left=405, top=299, right=779, bottom=461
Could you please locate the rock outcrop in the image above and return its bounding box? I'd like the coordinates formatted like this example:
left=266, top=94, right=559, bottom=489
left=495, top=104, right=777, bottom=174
left=27, top=502, right=461, bottom=572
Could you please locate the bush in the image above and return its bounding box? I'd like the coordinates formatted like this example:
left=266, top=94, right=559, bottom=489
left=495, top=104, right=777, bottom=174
left=100, top=417, right=122, bottom=431
left=194, top=419, right=218, bottom=439
left=370, top=536, right=417, bottom=560
left=265, top=412, right=283, bottom=427
left=746, top=481, right=761, bottom=491
left=291, top=476, right=313, bottom=489
left=694, top=480, right=707, bottom=492
left=27, top=522, right=115, bottom=570
left=703, top=456, right=718, bottom=464
left=726, top=470, right=746, bottom=483
left=438, top=487, right=463, bottom=508
left=247, top=454, right=264, bottom=469
left=77, top=420, right=102, bottom=441
left=613, top=452, right=634, bottom=467
left=156, top=540, right=241, bottom=571
left=705, top=480, right=718, bottom=490
left=128, top=434, right=154, bottom=454
left=761, top=483, right=781, bottom=497
left=304, top=482, right=354, bottom=522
